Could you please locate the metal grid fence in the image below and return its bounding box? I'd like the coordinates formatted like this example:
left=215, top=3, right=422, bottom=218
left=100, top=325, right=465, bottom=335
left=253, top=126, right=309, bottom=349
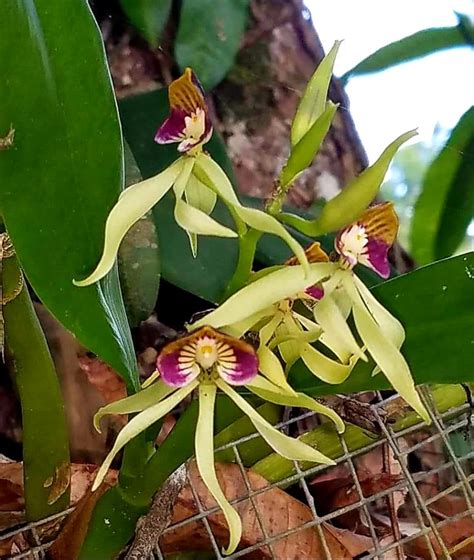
left=1, top=387, right=473, bottom=559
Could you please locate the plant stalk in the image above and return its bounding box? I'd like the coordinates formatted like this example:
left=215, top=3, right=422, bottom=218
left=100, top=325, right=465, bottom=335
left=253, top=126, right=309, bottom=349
left=3, top=241, right=70, bottom=520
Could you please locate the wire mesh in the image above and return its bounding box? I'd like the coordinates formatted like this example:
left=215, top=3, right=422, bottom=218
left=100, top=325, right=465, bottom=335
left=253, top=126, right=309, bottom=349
left=1, top=387, right=472, bottom=559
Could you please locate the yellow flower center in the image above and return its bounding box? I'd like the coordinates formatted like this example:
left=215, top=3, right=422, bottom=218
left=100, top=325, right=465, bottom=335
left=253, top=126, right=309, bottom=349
left=183, top=108, right=206, bottom=141
left=195, top=337, right=219, bottom=370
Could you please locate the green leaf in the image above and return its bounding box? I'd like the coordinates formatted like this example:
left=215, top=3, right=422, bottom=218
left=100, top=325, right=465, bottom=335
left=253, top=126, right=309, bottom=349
left=290, top=253, right=474, bottom=394
left=280, top=102, right=338, bottom=187
left=281, top=129, right=417, bottom=236
left=119, top=0, right=172, bottom=46
left=118, top=144, right=161, bottom=326
left=342, top=26, right=469, bottom=82
left=175, top=0, right=250, bottom=90
left=291, top=40, right=341, bottom=146
left=411, top=107, right=474, bottom=264
left=0, top=0, right=138, bottom=389
left=119, top=89, right=239, bottom=302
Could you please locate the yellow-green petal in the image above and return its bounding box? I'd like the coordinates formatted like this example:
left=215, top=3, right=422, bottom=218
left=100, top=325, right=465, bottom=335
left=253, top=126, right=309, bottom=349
left=342, top=274, right=430, bottom=424
left=185, top=174, right=217, bottom=215
left=93, top=379, right=176, bottom=432
left=314, top=292, right=366, bottom=363
left=92, top=381, right=197, bottom=491
left=353, top=275, right=405, bottom=348
left=174, top=198, right=237, bottom=240
left=196, top=383, right=242, bottom=555
left=246, top=375, right=345, bottom=433
left=74, top=159, right=184, bottom=286
left=300, top=342, right=356, bottom=384
left=221, top=307, right=275, bottom=338
left=216, top=379, right=334, bottom=465
left=193, top=263, right=337, bottom=329
left=257, top=345, right=296, bottom=395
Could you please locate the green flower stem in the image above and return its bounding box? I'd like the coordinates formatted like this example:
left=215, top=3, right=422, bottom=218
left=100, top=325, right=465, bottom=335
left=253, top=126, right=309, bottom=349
left=222, top=228, right=262, bottom=300
left=252, top=384, right=468, bottom=483
left=266, top=180, right=292, bottom=216
left=3, top=249, right=70, bottom=520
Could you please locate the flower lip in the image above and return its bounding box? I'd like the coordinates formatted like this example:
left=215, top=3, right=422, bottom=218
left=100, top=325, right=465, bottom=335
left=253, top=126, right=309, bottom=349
left=157, top=326, right=258, bottom=387
left=154, top=68, right=213, bottom=153
left=335, top=202, right=398, bottom=278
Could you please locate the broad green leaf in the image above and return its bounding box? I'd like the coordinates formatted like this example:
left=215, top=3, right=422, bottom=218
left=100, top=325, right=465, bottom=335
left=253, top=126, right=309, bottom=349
left=119, top=144, right=161, bottom=326
left=341, top=26, right=469, bottom=82
left=119, top=89, right=239, bottom=302
left=175, top=0, right=250, bottom=90
left=411, top=107, right=474, bottom=264
left=119, top=0, right=172, bottom=46
left=281, top=129, right=417, bottom=236
left=436, top=133, right=474, bottom=259
left=291, top=40, right=341, bottom=145
left=290, top=253, right=474, bottom=394
left=280, top=102, right=338, bottom=187
left=0, top=0, right=138, bottom=389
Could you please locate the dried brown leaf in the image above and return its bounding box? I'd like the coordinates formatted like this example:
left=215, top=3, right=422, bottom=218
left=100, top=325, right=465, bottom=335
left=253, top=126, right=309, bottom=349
left=161, top=462, right=353, bottom=559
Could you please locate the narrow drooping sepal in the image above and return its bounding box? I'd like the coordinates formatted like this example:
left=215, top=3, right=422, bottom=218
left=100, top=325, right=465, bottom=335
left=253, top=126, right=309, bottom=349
left=157, top=326, right=258, bottom=387
left=335, top=202, right=398, bottom=278
left=155, top=68, right=213, bottom=153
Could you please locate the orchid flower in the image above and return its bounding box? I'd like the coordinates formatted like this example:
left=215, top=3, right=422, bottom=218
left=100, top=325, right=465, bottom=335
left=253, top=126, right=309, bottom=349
left=74, top=68, right=309, bottom=287
left=92, top=326, right=342, bottom=555
left=300, top=203, right=430, bottom=423
left=192, top=263, right=362, bottom=386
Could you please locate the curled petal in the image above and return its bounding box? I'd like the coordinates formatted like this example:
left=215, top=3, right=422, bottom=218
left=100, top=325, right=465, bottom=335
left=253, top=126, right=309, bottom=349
left=247, top=375, right=345, bottom=434
left=353, top=275, right=405, bottom=349
left=155, top=68, right=212, bottom=153
left=185, top=174, right=217, bottom=215
left=218, top=337, right=259, bottom=386
left=300, top=342, right=356, bottom=384
left=92, top=382, right=197, bottom=491
left=342, top=274, right=430, bottom=423
left=257, top=345, right=296, bottom=395
left=196, top=384, right=242, bottom=555
left=313, top=291, right=366, bottom=363
left=193, top=263, right=337, bottom=329
left=74, top=159, right=183, bottom=286
left=216, top=379, right=334, bottom=465
left=93, top=379, right=176, bottom=432
left=335, top=202, right=398, bottom=278
left=175, top=199, right=237, bottom=241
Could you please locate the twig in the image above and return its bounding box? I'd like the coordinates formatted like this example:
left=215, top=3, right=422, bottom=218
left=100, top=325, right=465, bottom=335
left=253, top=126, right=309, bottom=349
left=124, top=464, right=187, bottom=560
